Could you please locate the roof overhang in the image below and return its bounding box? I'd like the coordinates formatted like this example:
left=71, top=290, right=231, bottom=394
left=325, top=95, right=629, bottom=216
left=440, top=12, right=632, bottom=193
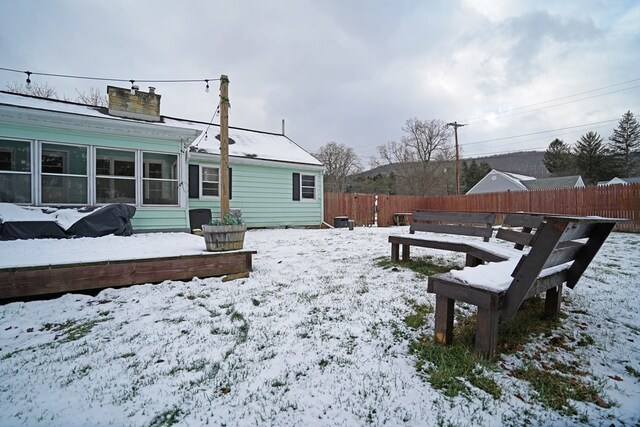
left=0, top=103, right=201, bottom=144
left=188, top=150, right=325, bottom=172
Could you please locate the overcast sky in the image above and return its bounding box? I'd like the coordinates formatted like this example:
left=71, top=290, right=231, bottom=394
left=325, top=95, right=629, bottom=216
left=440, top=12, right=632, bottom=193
left=1, top=0, right=639, bottom=166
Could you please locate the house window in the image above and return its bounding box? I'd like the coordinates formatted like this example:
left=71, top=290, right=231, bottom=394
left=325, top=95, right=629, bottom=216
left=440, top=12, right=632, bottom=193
left=41, top=143, right=88, bottom=204
left=142, top=152, right=178, bottom=205
left=301, top=174, right=316, bottom=199
left=95, top=148, right=136, bottom=204
left=0, top=139, right=31, bottom=203
left=201, top=166, right=219, bottom=197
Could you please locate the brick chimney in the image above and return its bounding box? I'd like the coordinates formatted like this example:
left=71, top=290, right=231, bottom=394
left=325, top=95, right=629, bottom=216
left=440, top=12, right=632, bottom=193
left=107, top=85, right=161, bottom=121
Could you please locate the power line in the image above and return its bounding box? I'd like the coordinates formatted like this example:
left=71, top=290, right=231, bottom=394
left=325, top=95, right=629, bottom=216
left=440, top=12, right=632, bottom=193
left=466, top=85, right=640, bottom=125
left=461, top=120, right=616, bottom=158
left=0, top=66, right=220, bottom=84
left=463, top=77, right=640, bottom=123
left=460, top=118, right=619, bottom=146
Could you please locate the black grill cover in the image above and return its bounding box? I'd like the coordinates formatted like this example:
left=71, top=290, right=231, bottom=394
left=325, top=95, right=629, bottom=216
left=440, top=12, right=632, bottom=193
left=0, top=221, right=67, bottom=240
left=66, top=204, right=137, bottom=238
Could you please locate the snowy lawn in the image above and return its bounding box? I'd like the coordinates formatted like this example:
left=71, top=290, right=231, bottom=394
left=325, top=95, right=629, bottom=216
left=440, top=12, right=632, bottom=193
left=1, top=227, right=639, bottom=426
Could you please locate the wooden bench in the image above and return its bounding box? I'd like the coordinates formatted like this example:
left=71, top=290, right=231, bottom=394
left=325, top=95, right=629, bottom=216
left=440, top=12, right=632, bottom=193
left=427, top=215, right=620, bottom=359
left=389, top=211, right=543, bottom=267
left=389, top=211, right=496, bottom=266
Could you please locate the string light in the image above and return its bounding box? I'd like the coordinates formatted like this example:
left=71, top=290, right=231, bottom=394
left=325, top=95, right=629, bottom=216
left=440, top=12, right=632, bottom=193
left=0, top=66, right=220, bottom=85
left=198, top=103, right=221, bottom=146
left=25, top=71, right=31, bottom=86
left=205, top=79, right=210, bottom=93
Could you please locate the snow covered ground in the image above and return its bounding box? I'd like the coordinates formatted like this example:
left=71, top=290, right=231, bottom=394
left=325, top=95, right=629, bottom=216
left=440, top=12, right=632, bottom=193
left=1, top=227, right=639, bottom=426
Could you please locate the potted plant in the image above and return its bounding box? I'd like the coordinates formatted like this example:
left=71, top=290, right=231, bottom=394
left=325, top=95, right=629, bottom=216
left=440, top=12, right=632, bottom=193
left=201, top=209, right=246, bottom=251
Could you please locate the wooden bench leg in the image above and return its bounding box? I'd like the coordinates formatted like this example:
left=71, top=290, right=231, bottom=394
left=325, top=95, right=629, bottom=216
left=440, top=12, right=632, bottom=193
left=544, top=284, right=563, bottom=318
left=391, top=243, right=399, bottom=262
left=434, top=295, right=454, bottom=345
left=401, top=244, right=410, bottom=262
left=475, top=307, right=500, bottom=359
left=465, top=254, right=482, bottom=267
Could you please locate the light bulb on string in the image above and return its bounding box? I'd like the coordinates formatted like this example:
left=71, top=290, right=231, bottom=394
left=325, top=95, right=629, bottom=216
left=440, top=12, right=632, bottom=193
left=205, top=79, right=210, bottom=93
left=130, top=80, right=136, bottom=94
left=25, top=71, right=31, bottom=87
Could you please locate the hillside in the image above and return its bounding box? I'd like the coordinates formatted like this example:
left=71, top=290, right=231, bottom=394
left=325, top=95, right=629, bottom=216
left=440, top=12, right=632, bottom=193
left=361, top=151, right=549, bottom=179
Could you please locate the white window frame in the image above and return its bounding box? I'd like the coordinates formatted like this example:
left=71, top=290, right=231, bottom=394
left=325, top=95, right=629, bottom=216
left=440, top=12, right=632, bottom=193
left=200, top=165, right=220, bottom=199
left=141, top=151, right=179, bottom=206
left=0, top=138, right=33, bottom=204
left=94, top=147, right=137, bottom=205
left=39, top=141, right=89, bottom=206
left=301, top=173, right=316, bottom=200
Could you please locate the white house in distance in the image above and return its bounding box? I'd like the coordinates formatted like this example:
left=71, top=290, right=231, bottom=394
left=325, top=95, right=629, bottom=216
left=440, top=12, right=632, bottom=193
left=467, top=169, right=585, bottom=194
left=597, top=177, right=640, bottom=186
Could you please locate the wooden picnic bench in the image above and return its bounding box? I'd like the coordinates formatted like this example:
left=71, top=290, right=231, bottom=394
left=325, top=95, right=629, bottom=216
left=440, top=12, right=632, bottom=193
left=427, top=215, right=620, bottom=359
left=389, top=211, right=543, bottom=267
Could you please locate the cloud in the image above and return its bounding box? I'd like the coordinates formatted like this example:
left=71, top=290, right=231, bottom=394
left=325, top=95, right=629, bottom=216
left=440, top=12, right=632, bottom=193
left=1, top=0, right=638, bottom=164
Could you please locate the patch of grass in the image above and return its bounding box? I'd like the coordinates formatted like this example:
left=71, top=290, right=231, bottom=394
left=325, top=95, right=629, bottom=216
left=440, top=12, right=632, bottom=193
left=577, top=333, right=595, bottom=347
left=376, top=256, right=460, bottom=277
left=43, top=318, right=111, bottom=343
left=252, top=298, right=261, bottom=306
left=495, top=297, right=563, bottom=353
left=410, top=337, right=501, bottom=399
left=149, top=407, right=183, bottom=427
left=625, top=365, right=640, bottom=379
left=229, top=311, right=244, bottom=322
left=406, top=296, right=572, bottom=402
left=623, top=322, right=640, bottom=334
left=404, top=303, right=434, bottom=330
left=512, top=364, right=607, bottom=414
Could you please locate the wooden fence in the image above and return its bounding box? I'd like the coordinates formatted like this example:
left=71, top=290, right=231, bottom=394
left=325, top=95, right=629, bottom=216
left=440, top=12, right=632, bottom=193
left=324, top=184, right=640, bottom=231
left=323, top=192, right=376, bottom=226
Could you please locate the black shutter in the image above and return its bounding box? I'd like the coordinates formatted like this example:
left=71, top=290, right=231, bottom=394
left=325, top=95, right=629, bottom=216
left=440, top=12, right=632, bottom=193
left=188, top=164, right=199, bottom=199
left=292, top=173, right=300, bottom=201
left=228, top=168, right=232, bottom=200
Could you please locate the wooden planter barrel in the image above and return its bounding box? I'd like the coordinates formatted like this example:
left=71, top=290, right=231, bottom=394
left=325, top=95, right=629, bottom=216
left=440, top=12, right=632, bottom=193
left=202, top=224, right=247, bottom=251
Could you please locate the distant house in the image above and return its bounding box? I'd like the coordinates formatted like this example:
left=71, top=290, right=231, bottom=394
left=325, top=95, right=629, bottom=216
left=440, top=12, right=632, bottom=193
left=0, top=88, right=324, bottom=231
left=467, top=169, right=584, bottom=194
left=597, top=177, right=640, bottom=186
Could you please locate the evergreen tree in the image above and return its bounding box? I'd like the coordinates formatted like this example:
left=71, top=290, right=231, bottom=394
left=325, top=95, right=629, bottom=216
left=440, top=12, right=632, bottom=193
left=543, top=138, right=575, bottom=176
left=573, top=131, right=616, bottom=184
left=461, top=160, right=491, bottom=192
left=609, top=110, right=640, bottom=177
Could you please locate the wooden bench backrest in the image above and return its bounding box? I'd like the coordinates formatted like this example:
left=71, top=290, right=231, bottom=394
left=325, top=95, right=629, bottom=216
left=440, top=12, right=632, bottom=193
left=502, top=216, right=617, bottom=319
left=410, top=211, right=496, bottom=242
left=495, top=213, right=544, bottom=250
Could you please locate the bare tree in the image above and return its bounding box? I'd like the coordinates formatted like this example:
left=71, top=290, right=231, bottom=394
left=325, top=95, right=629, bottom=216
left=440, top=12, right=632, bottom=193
left=75, top=87, right=108, bottom=106
left=5, top=81, right=60, bottom=99
left=373, top=118, right=453, bottom=195
left=314, top=142, right=363, bottom=192
left=5, top=82, right=107, bottom=107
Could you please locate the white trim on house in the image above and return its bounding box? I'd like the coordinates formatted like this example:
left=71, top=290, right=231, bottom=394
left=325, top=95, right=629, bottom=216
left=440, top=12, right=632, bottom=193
left=188, top=150, right=324, bottom=172
left=0, top=102, right=201, bottom=143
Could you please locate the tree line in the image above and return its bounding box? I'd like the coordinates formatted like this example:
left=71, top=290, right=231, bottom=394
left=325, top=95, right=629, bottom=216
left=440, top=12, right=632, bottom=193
left=543, top=111, right=639, bottom=184
left=316, top=111, right=639, bottom=195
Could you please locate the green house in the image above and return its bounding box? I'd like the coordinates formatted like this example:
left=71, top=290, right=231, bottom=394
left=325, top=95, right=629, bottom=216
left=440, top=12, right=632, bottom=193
left=0, top=87, right=324, bottom=231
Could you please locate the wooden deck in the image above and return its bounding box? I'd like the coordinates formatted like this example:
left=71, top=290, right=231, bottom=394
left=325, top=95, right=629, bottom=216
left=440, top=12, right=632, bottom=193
left=0, top=250, right=256, bottom=300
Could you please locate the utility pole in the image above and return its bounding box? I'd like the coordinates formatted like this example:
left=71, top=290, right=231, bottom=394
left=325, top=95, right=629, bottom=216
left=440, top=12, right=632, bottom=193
left=219, top=75, right=230, bottom=220
left=447, top=121, right=466, bottom=195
